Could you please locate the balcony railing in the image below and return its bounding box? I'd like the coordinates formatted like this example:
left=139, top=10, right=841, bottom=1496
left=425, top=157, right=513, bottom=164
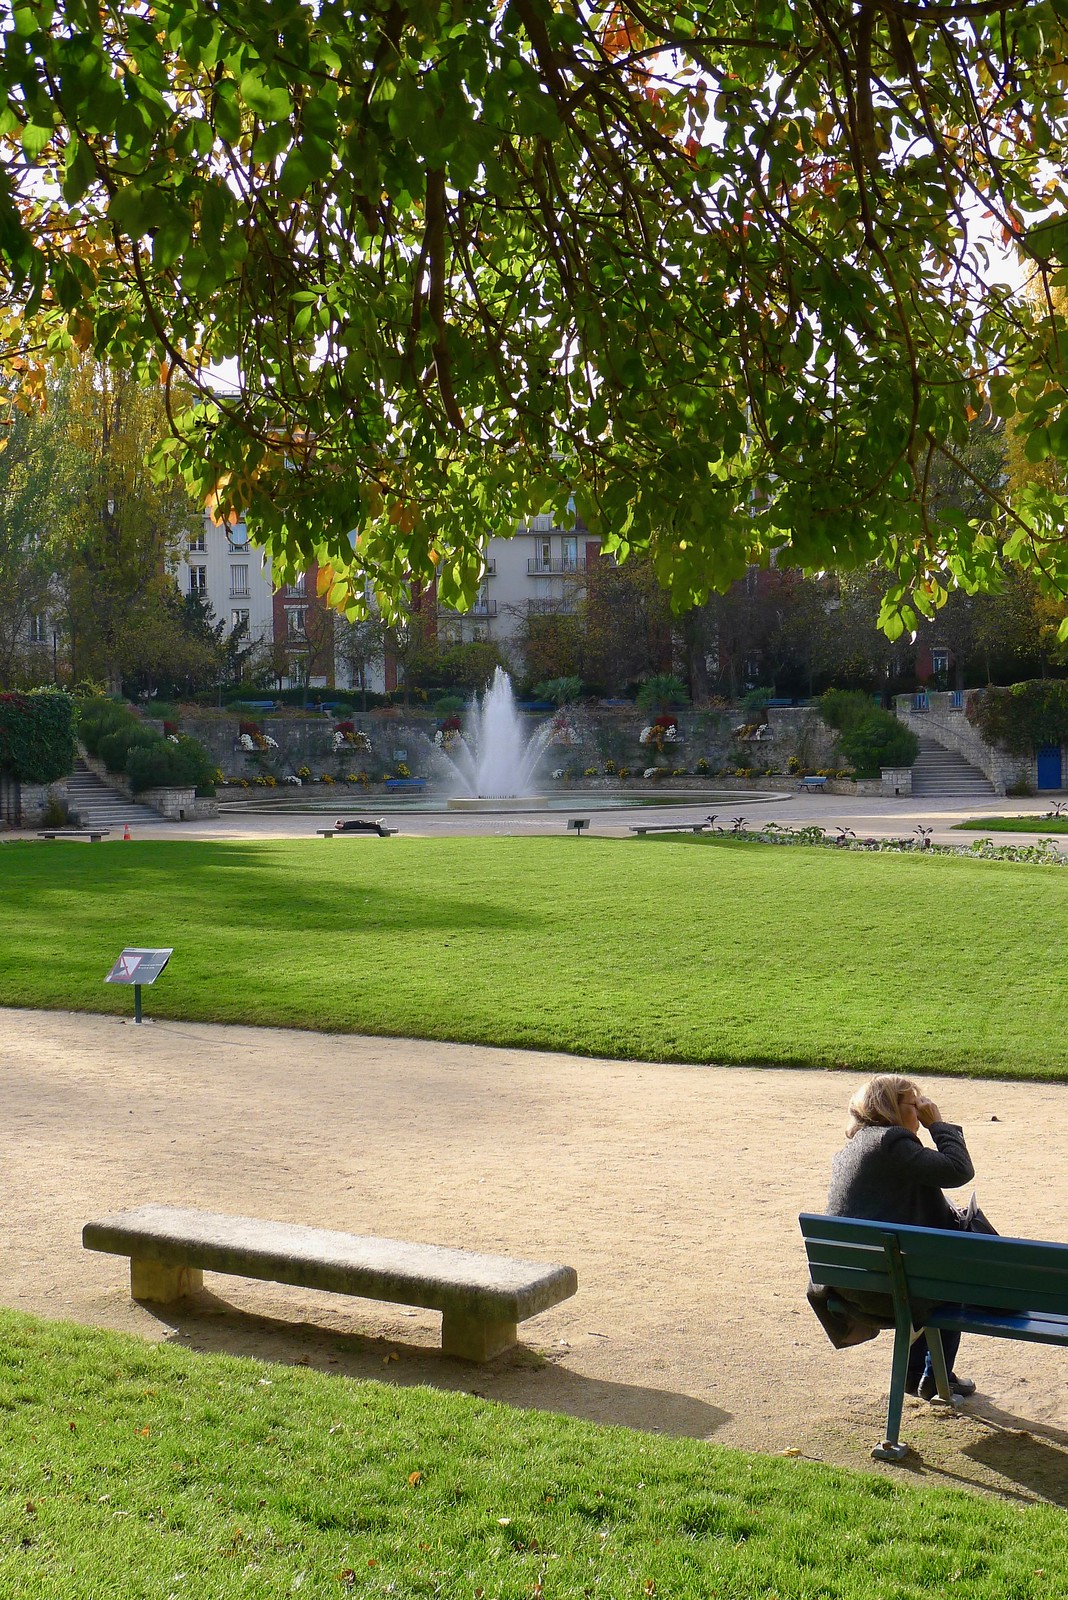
left=527, top=558, right=585, bottom=575
left=438, top=599, right=497, bottom=617
left=229, top=586, right=251, bottom=599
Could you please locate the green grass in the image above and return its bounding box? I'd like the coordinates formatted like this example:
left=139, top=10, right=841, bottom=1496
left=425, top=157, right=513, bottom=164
left=954, top=816, right=1068, bottom=834
left=3, top=835, right=1068, bottom=1078
left=2, top=1309, right=1066, bottom=1598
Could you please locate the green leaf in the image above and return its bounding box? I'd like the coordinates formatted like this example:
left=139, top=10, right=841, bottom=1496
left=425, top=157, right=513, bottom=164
left=239, top=72, right=292, bottom=122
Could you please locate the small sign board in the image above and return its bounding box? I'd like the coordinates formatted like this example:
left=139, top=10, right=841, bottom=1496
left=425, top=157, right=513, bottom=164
left=105, top=948, right=173, bottom=986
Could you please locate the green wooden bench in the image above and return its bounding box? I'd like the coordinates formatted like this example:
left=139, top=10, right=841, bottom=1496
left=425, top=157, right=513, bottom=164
left=800, top=1212, right=1068, bottom=1462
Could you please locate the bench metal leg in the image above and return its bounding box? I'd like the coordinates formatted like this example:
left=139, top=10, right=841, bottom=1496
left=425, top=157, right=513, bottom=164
left=872, top=1317, right=915, bottom=1463
left=441, top=1310, right=518, bottom=1362
left=130, top=1257, right=204, bottom=1303
left=925, top=1327, right=953, bottom=1403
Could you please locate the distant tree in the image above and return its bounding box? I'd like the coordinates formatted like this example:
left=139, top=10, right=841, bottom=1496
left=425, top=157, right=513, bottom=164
left=54, top=361, right=200, bottom=690
left=335, top=612, right=386, bottom=708
left=0, top=403, right=66, bottom=686
left=577, top=558, right=672, bottom=695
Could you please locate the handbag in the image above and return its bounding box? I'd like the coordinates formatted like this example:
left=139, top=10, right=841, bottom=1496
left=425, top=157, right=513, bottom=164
left=957, top=1193, right=998, bottom=1235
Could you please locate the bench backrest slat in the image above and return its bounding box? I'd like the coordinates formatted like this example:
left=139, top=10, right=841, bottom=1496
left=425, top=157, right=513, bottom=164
left=800, top=1213, right=1068, bottom=1316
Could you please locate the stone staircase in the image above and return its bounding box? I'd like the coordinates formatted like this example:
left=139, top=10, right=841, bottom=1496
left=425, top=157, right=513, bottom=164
left=65, top=760, right=165, bottom=830
left=910, top=735, right=996, bottom=798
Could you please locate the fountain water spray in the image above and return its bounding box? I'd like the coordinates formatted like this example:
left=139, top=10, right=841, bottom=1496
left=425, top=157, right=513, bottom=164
left=442, top=668, right=556, bottom=808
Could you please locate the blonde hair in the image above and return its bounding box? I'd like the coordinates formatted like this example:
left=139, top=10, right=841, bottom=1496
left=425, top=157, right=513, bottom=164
left=845, top=1074, right=919, bottom=1138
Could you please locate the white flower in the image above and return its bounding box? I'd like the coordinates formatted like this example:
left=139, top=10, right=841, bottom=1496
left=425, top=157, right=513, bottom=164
left=283, top=774, right=301, bottom=785
left=238, top=733, right=256, bottom=751
left=434, top=730, right=444, bottom=746
left=333, top=731, right=346, bottom=749
left=644, top=767, right=659, bottom=778
left=263, top=734, right=279, bottom=749
left=664, top=725, right=678, bottom=741
left=167, top=734, right=179, bottom=744
left=639, top=726, right=653, bottom=743
left=551, top=768, right=565, bottom=779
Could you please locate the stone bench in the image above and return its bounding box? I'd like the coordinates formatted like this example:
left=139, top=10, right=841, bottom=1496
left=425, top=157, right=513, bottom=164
left=316, top=819, right=396, bottom=838
left=37, top=828, right=110, bottom=842
left=629, top=822, right=708, bottom=835
left=83, top=1205, right=578, bottom=1362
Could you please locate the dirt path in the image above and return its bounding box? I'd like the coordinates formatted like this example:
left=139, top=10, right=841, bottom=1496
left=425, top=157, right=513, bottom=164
left=4, top=1006, right=1068, bottom=1504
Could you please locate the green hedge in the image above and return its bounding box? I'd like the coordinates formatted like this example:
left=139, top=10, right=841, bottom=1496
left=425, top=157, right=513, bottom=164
left=967, top=680, right=1068, bottom=755
left=0, top=689, right=77, bottom=782
left=838, top=711, right=919, bottom=778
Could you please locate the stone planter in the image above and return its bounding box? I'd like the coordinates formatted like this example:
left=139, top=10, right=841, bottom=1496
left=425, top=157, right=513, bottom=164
left=881, top=766, right=913, bottom=797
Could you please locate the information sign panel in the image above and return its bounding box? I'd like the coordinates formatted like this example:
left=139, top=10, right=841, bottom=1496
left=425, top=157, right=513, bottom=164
left=105, top=948, right=173, bottom=986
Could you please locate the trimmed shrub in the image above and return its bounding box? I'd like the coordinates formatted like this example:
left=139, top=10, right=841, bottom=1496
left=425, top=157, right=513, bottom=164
left=97, top=725, right=159, bottom=774
left=0, top=690, right=77, bottom=783
left=838, top=712, right=919, bottom=778
left=818, top=688, right=876, bottom=733
left=125, top=743, right=188, bottom=792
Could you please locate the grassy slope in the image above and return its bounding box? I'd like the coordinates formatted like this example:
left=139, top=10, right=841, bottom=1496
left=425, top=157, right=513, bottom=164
left=1, top=1310, right=1066, bottom=1599
left=2, top=836, right=1067, bottom=1078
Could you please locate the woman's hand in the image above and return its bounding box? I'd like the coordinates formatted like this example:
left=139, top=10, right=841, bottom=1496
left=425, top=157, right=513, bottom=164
left=916, top=1095, right=942, bottom=1127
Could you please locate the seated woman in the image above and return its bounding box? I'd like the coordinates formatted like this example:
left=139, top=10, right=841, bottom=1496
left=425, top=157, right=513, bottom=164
left=824, top=1073, right=977, bottom=1400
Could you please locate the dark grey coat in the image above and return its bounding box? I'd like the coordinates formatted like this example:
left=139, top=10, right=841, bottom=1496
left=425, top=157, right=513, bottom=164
left=808, top=1122, right=975, bottom=1346
left=826, top=1122, right=975, bottom=1229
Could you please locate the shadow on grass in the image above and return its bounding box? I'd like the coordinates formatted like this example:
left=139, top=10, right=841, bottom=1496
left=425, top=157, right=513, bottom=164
left=141, top=1292, right=728, bottom=1442
left=2, top=840, right=543, bottom=938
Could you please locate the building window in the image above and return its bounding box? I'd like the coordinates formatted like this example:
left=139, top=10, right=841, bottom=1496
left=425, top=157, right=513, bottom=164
left=189, top=532, right=206, bottom=552
left=188, top=566, right=207, bottom=594
left=230, top=564, right=249, bottom=597
left=29, top=614, right=46, bottom=643
left=285, top=605, right=305, bottom=639
left=932, top=649, right=949, bottom=678
left=230, top=608, right=250, bottom=633
left=227, top=524, right=249, bottom=551
left=286, top=575, right=307, bottom=597
left=561, top=535, right=578, bottom=572
left=540, top=538, right=552, bottom=567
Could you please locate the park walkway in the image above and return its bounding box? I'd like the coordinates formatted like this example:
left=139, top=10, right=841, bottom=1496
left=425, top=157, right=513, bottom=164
left=3, top=1005, right=1068, bottom=1502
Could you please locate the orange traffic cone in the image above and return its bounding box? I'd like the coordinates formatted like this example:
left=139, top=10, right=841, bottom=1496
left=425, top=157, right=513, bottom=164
left=123, top=823, right=131, bottom=841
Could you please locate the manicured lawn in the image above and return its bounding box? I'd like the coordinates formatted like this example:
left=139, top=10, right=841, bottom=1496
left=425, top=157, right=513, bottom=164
left=1, top=1309, right=1065, bottom=1598
left=2, top=835, right=1068, bottom=1078
left=954, top=816, right=1068, bottom=834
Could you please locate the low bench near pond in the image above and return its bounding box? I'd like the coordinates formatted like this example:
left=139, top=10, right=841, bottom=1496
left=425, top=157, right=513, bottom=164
left=37, top=828, right=110, bottom=842
left=800, top=1212, right=1068, bottom=1462
left=629, top=821, right=709, bottom=836
left=84, top=1206, right=578, bottom=1362
left=316, top=818, right=397, bottom=838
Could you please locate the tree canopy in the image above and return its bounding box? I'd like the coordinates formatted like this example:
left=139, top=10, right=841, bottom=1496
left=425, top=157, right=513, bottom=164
left=4, top=1, right=1068, bottom=630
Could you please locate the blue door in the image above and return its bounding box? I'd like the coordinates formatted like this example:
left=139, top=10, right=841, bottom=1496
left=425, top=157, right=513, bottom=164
left=1037, top=745, right=1063, bottom=790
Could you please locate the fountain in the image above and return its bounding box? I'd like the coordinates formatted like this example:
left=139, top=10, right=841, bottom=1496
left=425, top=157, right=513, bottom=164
left=440, top=668, right=556, bottom=810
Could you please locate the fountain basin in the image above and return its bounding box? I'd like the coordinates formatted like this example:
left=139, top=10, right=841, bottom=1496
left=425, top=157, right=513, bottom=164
left=447, top=795, right=550, bottom=811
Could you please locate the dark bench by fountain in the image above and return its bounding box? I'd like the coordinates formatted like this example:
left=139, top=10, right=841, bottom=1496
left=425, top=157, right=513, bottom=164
left=316, top=818, right=396, bottom=837
left=83, top=1205, right=579, bottom=1362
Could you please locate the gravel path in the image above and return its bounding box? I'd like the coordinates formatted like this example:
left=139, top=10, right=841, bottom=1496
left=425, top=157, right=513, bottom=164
left=4, top=1006, right=1068, bottom=1503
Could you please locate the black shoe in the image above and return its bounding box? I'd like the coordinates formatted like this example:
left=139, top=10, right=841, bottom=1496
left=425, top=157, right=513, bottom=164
left=918, top=1371, right=976, bottom=1401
